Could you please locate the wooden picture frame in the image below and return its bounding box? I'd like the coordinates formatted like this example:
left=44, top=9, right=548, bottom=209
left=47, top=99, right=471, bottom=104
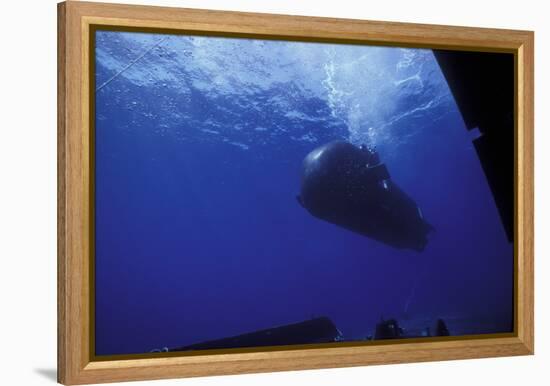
left=58, top=1, right=534, bottom=384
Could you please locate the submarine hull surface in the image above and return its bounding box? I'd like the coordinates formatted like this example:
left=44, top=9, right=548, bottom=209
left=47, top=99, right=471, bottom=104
left=298, top=141, right=432, bottom=251
left=171, top=317, right=340, bottom=352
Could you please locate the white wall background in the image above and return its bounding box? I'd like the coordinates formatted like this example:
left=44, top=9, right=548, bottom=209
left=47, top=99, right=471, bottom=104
left=0, top=0, right=546, bottom=384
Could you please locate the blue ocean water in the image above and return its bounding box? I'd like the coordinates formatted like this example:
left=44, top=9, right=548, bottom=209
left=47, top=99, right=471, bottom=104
left=94, top=30, right=513, bottom=356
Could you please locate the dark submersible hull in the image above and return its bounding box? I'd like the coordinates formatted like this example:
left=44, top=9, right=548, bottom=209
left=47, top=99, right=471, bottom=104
left=171, top=317, right=340, bottom=352
left=297, top=141, right=433, bottom=251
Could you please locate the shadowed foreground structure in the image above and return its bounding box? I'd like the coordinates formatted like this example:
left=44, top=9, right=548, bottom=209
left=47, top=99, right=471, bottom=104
left=433, top=50, right=514, bottom=242
left=166, top=316, right=454, bottom=352
left=170, top=317, right=341, bottom=352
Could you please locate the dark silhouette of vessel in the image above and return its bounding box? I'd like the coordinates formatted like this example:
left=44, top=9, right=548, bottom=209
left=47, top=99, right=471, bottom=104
left=297, top=140, right=433, bottom=251
left=170, top=317, right=341, bottom=352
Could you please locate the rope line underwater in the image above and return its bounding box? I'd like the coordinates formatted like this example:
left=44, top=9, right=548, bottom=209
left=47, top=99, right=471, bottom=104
left=95, top=36, right=170, bottom=92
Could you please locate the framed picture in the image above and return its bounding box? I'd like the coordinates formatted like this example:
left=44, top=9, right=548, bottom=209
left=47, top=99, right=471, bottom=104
left=58, top=1, right=534, bottom=384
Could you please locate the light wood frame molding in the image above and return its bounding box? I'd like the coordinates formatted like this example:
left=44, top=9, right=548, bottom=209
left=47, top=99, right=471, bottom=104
left=58, top=1, right=534, bottom=384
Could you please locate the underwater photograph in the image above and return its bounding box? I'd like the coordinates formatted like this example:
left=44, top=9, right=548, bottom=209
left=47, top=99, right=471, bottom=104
left=93, top=29, right=515, bottom=356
